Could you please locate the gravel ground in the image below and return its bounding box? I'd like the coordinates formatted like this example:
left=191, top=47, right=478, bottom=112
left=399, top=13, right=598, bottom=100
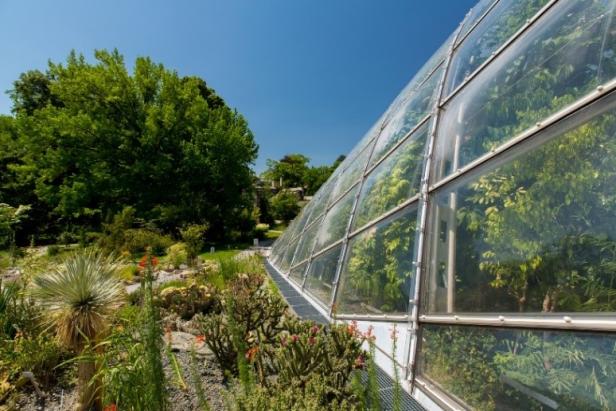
left=164, top=348, right=227, bottom=411
left=11, top=338, right=227, bottom=411
left=11, top=385, right=78, bottom=411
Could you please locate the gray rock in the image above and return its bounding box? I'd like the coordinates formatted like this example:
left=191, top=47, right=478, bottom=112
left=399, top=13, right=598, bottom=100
left=166, top=331, right=211, bottom=356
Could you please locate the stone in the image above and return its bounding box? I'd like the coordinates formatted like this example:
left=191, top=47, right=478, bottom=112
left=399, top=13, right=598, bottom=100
left=165, top=331, right=211, bottom=356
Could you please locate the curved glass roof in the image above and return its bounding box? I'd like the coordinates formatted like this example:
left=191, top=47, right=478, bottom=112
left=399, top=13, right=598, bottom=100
left=268, top=1, right=616, bottom=409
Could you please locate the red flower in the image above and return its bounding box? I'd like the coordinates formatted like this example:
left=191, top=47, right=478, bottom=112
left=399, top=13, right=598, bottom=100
left=354, top=355, right=365, bottom=369
left=308, top=336, right=316, bottom=346
left=290, top=334, right=299, bottom=343
left=245, top=346, right=259, bottom=362
left=138, top=255, right=159, bottom=270
left=195, top=335, right=206, bottom=344
left=364, top=326, right=375, bottom=342
left=104, top=405, right=118, bottom=411
left=347, top=320, right=358, bottom=336
left=310, top=325, right=320, bottom=335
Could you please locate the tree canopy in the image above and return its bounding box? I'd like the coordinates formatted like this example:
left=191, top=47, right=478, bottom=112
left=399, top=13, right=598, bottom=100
left=263, top=153, right=344, bottom=195
left=0, top=50, right=258, bottom=242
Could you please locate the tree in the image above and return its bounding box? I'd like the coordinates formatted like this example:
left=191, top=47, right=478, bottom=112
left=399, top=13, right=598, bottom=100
left=2, top=50, right=258, bottom=241
left=269, top=191, right=300, bottom=223
left=264, top=154, right=310, bottom=189
left=263, top=153, right=345, bottom=196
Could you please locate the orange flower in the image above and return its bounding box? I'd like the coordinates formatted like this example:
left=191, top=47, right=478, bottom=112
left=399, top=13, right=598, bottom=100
left=104, top=404, right=118, bottom=411
left=347, top=320, right=358, bottom=336
left=195, top=335, right=206, bottom=343
left=138, top=255, right=159, bottom=270
left=245, top=346, right=259, bottom=362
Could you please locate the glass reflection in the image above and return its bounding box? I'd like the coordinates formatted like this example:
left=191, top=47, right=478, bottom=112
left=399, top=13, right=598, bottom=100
left=434, top=0, right=616, bottom=182
left=420, top=325, right=616, bottom=411
left=304, top=244, right=342, bottom=305
left=336, top=205, right=418, bottom=315
left=313, top=185, right=358, bottom=254
left=427, top=102, right=616, bottom=314
left=354, top=123, right=428, bottom=230
left=446, top=0, right=550, bottom=95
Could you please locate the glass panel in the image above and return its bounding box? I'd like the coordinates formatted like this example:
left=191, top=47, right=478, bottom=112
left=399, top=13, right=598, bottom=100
left=306, top=176, right=337, bottom=226
left=446, top=0, right=550, bottom=95
left=369, top=65, right=441, bottom=167
left=289, top=261, right=308, bottom=285
left=279, top=236, right=300, bottom=273
left=304, top=244, right=342, bottom=305
left=336, top=205, right=418, bottom=315
left=330, top=142, right=372, bottom=202
left=313, top=185, right=359, bottom=253
left=426, top=100, right=616, bottom=314
left=433, top=0, right=616, bottom=182
left=291, top=216, right=323, bottom=266
left=456, top=0, right=496, bottom=44
left=353, top=123, right=428, bottom=230
left=419, top=325, right=616, bottom=411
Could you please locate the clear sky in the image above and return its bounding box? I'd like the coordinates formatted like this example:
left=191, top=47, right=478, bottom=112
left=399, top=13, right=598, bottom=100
left=0, top=0, right=476, bottom=173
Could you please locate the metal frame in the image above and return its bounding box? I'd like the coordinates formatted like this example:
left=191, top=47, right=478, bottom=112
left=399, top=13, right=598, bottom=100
left=431, top=77, right=616, bottom=192
left=453, top=0, right=501, bottom=48
left=441, top=0, right=560, bottom=106
left=419, top=313, right=616, bottom=332
left=405, top=14, right=467, bottom=385
left=267, top=0, right=616, bottom=408
left=327, top=123, right=383, bottom=316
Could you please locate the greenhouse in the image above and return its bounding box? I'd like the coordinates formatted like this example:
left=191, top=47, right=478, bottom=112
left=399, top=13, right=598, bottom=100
left=267, top=0, right=616, bottom=409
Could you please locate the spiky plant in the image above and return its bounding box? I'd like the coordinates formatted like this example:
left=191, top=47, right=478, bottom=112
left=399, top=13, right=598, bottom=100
left=32, top=250, right=125, bottom=411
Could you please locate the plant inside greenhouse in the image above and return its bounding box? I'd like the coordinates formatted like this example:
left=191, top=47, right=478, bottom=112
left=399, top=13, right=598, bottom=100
left=268, top=0, right=616, bottom=409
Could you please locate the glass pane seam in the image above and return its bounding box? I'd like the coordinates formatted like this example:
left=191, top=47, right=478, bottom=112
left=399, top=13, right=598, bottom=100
left=327, top=121, right=384, bottom=315
left=365, top=114, right=432, bottom=176
left=408, top=11, right=469, bottom=384
left=419, top=315, right=616, bottom=332
left=348, top=194, right=420, bottom=240
left=453, top=0, right=501, bottom=49
left=289, top=258, right=309, bottom=271
left=335, top=314, right=409, bottom=322
left=430, top=79, right=616, bottom=193
left=414, top=376, right=470, bottom=411
left=309, top=237, right=344, bottom=261
left=440, top=0, right=559, bottom=107
left=325, top=179, right=361, bottom=212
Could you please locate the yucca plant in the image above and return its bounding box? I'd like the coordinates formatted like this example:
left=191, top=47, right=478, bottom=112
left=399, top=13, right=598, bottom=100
left=32, top=249, right=125, bottom=411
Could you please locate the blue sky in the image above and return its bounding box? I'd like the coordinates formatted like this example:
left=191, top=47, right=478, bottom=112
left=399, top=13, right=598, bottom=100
left=0, top=0, right=475, bottom=173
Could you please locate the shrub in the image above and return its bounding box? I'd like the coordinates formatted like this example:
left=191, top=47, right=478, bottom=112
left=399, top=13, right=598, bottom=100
left=117, top=264, right=139, bottom=283
left=253, top=223, right=269, bottom=240
left=58, top=231, right=77, bottom=245
left=46, top=244, right=60, bottom=257
left=167, top=243, right=187, bottom=269
left=124, top=228, right=173, bottom=256
left=180, top=224, right=208, bottom=265
left=0, top=279, right=39, bottom=340
left=269, top=191, right=300, bottom=223
left=8, top=333, right=71, bottom=385
left=271, top=319, right=368, bottom=397
left=194, top=272, right=287, bottom=377
left=228, top=376, right=362, bottom=411
left=157, top=283, right=218, bottom=320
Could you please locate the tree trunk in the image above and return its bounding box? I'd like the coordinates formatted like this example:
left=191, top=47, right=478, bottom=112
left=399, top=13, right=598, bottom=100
left=76, top=359, right=101, bottom=411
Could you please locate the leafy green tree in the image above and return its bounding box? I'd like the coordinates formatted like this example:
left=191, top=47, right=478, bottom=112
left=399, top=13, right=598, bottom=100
left=263, top=153, right=345, bottom=195
left=264, top=154, right=310, bottom=189
left=2, top=50, right=258, bottom=241
left=180, top=223, right=208, bottom=265
left=269, top=191, right=300, bottom=223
